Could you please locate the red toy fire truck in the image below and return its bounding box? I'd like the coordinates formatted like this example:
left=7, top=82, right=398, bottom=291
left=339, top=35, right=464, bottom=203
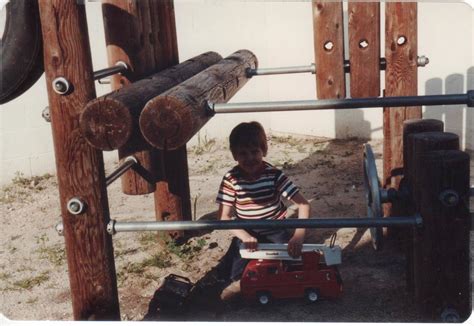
left=239, top=243, right=343, bottom=305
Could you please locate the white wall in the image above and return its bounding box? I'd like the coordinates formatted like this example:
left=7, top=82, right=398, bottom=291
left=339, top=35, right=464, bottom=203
left=0, top=1, right=473, bottom=185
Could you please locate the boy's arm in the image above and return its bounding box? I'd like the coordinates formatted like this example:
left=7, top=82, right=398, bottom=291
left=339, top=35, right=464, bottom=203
left=218, top=204, right=258, bottom=251
left=287, top=192, right=311, bottom=258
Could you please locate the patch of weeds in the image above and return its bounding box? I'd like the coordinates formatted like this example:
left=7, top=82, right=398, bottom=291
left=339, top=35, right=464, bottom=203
left=138, top=232, right=157, bottom=248
left=0, top=272, right=11, bottom=281
left=197, top=160, right=217, bottom=174
left=115, top=247, right=139, bottom=259
left=123, top=253, right=172, bottom=275
left=1, top=172, right=54, bottom=204
left=35, top=234, right=66, bottom=266
left=192, top=133, right=216, bottom=155
left=13, top=272, right=50, bottom=290
left=165, top=238, right=207, bottom=261
left=270, top=135, right=301, bottom=147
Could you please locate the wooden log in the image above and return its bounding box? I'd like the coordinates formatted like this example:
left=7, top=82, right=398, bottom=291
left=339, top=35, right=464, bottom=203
left=413, top=149, right=470, bottom=320
left=312, top=1, right=345, bottom=99
left=383, top=2, right=421, bottom=218
left=402, top=119, right=444, bottom=292
left=80, top=52, right=222, bottom=151
left=38, top=0, right=120, bottom=320
left=139, top=50, right=258, bottom=150
left=348, top=1, right=380, bottom=98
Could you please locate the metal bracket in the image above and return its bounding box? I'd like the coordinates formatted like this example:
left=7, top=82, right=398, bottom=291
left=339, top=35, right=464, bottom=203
left=67, top=197, right=86, bottom=215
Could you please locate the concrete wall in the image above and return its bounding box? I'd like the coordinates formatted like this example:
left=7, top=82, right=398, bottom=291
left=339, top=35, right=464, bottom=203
left=0, top=1, right=472, bottom=184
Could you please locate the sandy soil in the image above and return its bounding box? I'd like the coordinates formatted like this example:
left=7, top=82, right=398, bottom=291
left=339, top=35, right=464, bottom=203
left=0, top=134, right=472, bottom=322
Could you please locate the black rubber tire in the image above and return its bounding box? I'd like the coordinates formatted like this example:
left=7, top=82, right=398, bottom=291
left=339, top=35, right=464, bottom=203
left=0, top=0, right=44, bottom=104
left=256, top=291, right=271, bottom=305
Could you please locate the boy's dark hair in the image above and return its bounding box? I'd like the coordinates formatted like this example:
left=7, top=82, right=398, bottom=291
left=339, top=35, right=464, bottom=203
left=229, top=121, right=268, bottom=155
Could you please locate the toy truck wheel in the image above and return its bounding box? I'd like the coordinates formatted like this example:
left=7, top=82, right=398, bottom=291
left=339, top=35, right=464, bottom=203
left=256, top=291, right=271, bottom=305
left=305, top=288, right=319, bottom=303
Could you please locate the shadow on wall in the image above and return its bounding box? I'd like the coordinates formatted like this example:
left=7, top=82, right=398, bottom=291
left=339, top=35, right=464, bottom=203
left=334, top=108, right=372, bottom=140
left=424, top=67, right=474, bottom=151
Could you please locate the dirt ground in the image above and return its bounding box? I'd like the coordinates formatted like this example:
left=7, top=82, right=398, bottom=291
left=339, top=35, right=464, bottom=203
left=0, top=134, right=472, bottom=322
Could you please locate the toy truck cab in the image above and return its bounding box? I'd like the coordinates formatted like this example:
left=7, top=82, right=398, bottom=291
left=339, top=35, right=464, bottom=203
left=240, top=248, right=343, bottom=305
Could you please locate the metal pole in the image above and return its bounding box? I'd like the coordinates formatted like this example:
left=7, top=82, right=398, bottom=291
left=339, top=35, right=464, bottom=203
left=247, top=64, right=315, bottom=76
left=209, top=91, right=474, bottom=114
left=93, top=61, right=128, bottom=81
left=245, top=56, right=429, bottom=77
left=107, top=215, right=422, bottom=234
left=105, top=156, right=138, bottom=186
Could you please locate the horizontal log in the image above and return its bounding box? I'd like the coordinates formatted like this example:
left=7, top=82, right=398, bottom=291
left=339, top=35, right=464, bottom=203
left=139, top=49, right=258, bottom=150
left=79, top=51, right=222, bottom=151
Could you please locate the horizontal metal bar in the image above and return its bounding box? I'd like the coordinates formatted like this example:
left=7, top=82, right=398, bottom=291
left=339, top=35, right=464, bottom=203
left=245, top=56, right=430, bottom=78
left=107, top=215, right=423, bottom=234
left=247, top=64, right=315, bottom=76
left=209, top=91, right=473, bottom=114
left=93, top=61, right=128, bottom=81
left=105, top=156, right=138, bottom=186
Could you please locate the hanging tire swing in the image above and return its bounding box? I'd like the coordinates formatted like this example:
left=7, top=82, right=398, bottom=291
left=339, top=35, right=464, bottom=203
left=1, top=0, right=44, bottom=104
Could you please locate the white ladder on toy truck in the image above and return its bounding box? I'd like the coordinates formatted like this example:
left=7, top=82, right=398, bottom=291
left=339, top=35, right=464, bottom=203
left=239, top=243, right=342, bottom=266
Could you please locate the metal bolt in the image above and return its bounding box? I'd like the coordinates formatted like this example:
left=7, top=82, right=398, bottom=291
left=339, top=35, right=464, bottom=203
left=55, top=222, right=64, bottom=236
left=67, top=197, right=86, bottom=215
left=42, top=106, right=51, bottom=122
left=439, top=190, right=459, bottom=207
left=52, top=77, right=71, bottom=95
left=107, top=220, right=116, bottom=235
left=417, top=55, right=430, bottom=67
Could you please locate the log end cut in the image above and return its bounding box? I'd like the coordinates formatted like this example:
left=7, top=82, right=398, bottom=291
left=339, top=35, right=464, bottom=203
left=139, top=96, right=193, bottom=150
left=80, top=98, right=133, bottom=151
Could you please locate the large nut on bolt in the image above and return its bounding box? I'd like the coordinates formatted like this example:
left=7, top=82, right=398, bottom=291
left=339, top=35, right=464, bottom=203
left=67, top=197, right=87, bottom=215
left=52, top=77, right=71, bottom=95
left=439, top=189, right=459, bottom=207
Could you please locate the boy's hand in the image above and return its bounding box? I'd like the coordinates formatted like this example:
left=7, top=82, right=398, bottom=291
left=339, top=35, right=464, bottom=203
left=288, top=234, right=304, bottom=258
left=242, top=236, right=258, bottom=251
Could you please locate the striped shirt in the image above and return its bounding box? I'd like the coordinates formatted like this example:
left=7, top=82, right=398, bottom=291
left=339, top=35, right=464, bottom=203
left=216, top=162, right=299, bottom=220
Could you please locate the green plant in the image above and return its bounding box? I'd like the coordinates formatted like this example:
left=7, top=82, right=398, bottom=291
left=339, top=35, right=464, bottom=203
left=193, top=132, right=216, bottom=155
left=13, top=272, right=50, bottom=290
left=165, top=238, right=207, bottom=261
left=138, top=232, right=157, bottom=247
left=35, top=234, right=66, bottom=266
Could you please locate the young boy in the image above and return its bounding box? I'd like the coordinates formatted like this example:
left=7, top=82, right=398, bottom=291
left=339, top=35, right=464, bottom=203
left=215, top=121, right=311, bottom=284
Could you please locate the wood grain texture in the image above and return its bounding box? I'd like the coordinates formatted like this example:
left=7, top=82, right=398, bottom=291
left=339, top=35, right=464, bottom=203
left=413, top=149, right=470, bottom=320
left=38, top=0, right=120, bottom=320
left=80, top=52, right=222, bottom=151
left=312, top=1, right=345, bottom=99
left=401, top=119, right=444, bottom=292
left=348, top=1, right=380, bottom=97
left=384, top=2, right=421, bottom=199
left=140, top=50, right=258, bottom=150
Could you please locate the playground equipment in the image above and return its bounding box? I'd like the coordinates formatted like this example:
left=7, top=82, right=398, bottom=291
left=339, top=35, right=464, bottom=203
left=1, top=0, right=471, bottom=322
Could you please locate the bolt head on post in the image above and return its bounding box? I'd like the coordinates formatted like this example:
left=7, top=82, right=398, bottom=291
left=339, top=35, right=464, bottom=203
left=52, top=77, right=71, bottom=95
left=67, top=197, right=86, bottom=215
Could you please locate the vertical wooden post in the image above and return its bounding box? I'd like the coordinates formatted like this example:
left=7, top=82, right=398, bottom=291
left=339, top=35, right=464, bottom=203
left=102, top=0, right=191, bottom=239
left=102, top=0, right=156, bottom=195
left=38, top=0, right=120, bottom=320
left=413, top=148, right=470, bottom=321
left=348, top=1, right=380, bottom=98
left=312, top=0, right=345, bottom=99
left=402, top=119, right=443, bottom=292
left=383, top=2, right=421, bottom=217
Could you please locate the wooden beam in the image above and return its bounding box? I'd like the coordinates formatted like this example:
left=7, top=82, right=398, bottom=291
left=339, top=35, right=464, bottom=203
left=413, top=148, right=470, bottom=321
left=80, top=52, right=222, bottom=151
left=38, top=0, right=119, bottom=320
left=383, top=2, right=421, bottom=217
left=348, top=1, right=380, bottom=98
left=140, top=50, right=258, bottom=150
left=312, top=0, right=345, bottom=99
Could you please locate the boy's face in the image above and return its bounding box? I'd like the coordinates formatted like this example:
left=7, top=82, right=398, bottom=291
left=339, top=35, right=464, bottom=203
left=232, top=145, right=265, bottom=178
